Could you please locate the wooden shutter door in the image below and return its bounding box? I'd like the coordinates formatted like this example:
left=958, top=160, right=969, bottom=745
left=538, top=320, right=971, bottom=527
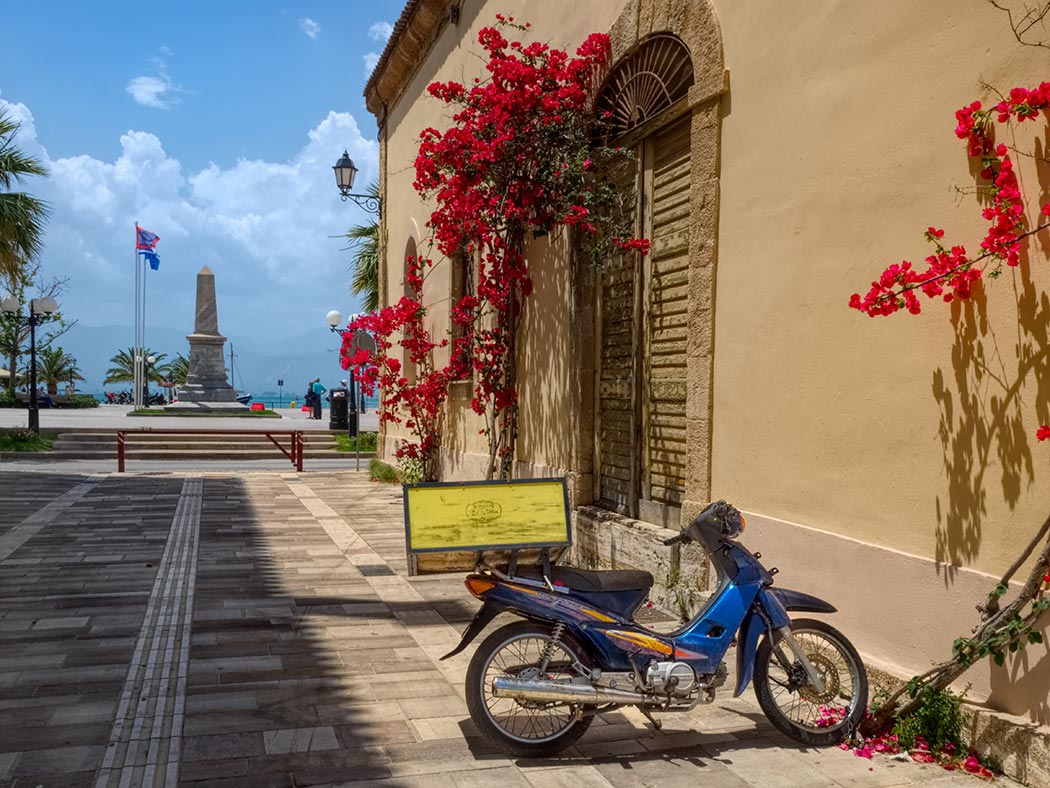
left=596, top=156, right=641, bottom=515
left=642, top=116, right=690, bottom=518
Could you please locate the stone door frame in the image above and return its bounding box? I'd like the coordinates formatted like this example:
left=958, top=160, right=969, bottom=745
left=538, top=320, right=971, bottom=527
left=571, top=0, right=728, bottom=526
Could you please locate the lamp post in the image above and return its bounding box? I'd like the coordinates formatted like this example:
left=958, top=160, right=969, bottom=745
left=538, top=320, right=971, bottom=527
left=326, top=310, right=358, bottom=439
left=0, top=295, right=58, bottom=433
left=332, top=151, right=382, bottom=216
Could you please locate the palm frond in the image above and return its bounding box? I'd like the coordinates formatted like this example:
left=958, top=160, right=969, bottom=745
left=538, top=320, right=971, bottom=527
left=345, top=179, right=380, bottom=314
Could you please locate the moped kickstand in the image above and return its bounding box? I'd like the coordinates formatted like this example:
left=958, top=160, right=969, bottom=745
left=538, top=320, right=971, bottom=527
left=638, top=706, right=663, bottom=731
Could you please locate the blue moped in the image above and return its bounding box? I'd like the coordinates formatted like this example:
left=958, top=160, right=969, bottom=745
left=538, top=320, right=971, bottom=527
left=444, top=500, right=868, bottom=756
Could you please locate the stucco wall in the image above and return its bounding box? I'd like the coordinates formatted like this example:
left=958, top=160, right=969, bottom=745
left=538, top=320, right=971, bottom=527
left=711, top=1, right=1050, bottom=575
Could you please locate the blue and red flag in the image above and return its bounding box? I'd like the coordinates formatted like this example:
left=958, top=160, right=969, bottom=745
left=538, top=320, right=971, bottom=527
left=135, top=225, right=161, bottom=270
left=135, top=225, right=160, bottom=250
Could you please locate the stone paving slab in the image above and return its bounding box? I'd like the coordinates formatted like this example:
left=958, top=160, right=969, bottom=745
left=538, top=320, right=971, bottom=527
left=0, top=469, right=1025, bottom=788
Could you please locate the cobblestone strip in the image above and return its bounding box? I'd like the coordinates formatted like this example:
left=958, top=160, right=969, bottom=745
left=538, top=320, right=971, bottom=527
left=96, top=476, right=202, bottom=788
left=0, top=473, right=105, bottom=561
left=281, top=477, right=470, bottom=689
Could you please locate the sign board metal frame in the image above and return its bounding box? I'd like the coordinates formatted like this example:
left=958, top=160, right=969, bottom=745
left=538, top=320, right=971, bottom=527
left=403, top=477, right=572, bottom=558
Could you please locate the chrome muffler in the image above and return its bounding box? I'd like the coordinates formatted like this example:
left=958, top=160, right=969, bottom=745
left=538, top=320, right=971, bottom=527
left=492, top=677, right=648, bottom=705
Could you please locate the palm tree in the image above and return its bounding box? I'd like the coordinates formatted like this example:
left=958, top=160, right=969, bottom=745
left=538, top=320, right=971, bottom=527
left=35, top=346, right=83, bottom=395
left=345, top=180, right=380, bottom=313
left=163, top=353, right=189, bottom=385
left=105, top=347, right=167, bottom=385
left=0, top=109, right=50, bottom=285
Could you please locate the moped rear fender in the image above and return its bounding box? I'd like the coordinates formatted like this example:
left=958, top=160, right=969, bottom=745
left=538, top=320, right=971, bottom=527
left=440, top=600, right=507, bottom=660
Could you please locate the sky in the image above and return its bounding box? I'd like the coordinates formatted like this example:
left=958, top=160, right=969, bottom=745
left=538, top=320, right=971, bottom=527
left=0, top=1, right=407, bottom=392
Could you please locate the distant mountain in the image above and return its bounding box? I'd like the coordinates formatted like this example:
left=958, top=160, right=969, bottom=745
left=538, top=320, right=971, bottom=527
left=55, top=323, right=350, bottom=397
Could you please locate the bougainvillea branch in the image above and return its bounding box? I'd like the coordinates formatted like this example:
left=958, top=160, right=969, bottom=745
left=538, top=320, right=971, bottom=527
left=850, top=83, right=1050, bottom=737
left=343, top=17, right=648, bottom=479
left=850, top=81, right=1050, bottom=318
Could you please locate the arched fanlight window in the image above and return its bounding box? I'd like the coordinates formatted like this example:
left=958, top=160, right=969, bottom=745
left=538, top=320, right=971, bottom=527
left=596, top=34, right=694, bottom=138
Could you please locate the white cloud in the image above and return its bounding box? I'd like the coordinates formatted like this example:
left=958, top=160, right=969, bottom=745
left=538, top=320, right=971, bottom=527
left=299, top=17, right=321, bottom=39
left=363, top=52, right=381, bottom=77
left=126, top=61, right=183, bottom=109
left=368, top=21, right=393, bottom=42
left=0, top=96, right=379, bottom=342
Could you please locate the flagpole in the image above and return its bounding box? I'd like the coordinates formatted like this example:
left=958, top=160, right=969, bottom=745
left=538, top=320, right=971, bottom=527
left=133, top=224, right=141, bottom=410
left=142, top=253, right=148, bottom=404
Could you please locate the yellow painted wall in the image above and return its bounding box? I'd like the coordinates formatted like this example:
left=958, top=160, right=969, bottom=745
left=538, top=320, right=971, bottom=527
left=381, top=0, right=625, bottom=473
left=711, top=0, right=1050, bottom=577
left=379, top=0, right=1050, bottom=573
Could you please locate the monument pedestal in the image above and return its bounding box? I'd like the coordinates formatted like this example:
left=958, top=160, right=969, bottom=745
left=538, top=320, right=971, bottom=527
left=165, top=266, right=248, bottom=413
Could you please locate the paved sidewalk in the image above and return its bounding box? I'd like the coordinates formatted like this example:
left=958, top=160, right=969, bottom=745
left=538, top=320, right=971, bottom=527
left=0, top=469, right=1022, bottom=788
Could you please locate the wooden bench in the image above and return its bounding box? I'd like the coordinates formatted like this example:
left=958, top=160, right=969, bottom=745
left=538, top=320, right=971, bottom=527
left=403, top=478, right=571, bottom=576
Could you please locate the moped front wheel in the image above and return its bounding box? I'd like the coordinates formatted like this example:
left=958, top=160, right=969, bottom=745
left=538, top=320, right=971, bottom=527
left=466, top=620, right=594, bottom=757
left=753, top=617, right=868, bottom=746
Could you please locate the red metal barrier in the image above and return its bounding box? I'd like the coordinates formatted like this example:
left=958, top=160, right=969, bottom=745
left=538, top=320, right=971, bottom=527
left=115, top=429, right=305, bottom=473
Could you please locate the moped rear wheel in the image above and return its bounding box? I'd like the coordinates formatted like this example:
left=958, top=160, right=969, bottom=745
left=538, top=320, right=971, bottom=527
left=753, top=618, right=868, bottom=746
left=466, top=620, right=594, bottom=757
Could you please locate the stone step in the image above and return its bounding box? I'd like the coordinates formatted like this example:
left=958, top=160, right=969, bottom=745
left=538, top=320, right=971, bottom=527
left=53, top=432, right=341, bottom=443
left=53, top=438, right=339, bottom=451
left=4, top=449, right=376, bottom=461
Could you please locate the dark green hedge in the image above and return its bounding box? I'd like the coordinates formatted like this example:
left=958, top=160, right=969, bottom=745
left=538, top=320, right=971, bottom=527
left=0, top=392, right=100, bottom=408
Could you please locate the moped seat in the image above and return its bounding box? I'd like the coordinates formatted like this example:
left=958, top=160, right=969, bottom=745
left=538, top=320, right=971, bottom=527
left=519, top=566, right=654, bottom=593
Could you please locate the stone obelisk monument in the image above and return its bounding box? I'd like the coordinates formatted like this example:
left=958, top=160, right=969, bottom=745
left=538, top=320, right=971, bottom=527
left=168, top=266, right=246, bottom=411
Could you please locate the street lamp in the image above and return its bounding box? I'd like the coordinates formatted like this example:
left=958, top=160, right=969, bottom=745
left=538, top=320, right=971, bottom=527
left=332, top=151, right=382, bottom=215
left=326, top=310, right=358, bottom=438
left=0, top=295, right=58, bottom=433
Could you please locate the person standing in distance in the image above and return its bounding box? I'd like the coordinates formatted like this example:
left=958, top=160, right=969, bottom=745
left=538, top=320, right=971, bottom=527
left=311, top=377, right=326, bottom=421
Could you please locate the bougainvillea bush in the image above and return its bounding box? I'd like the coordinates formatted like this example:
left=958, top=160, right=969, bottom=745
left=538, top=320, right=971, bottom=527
left=343, top=17, right=648, bottom=479
left=849, top=83, right=1050, bottom=733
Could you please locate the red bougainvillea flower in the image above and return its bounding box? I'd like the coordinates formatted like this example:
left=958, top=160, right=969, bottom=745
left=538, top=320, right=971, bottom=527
left=1037, top=425, right=1050, bottom=441
left=851, top=82, right=1050, bottom=317
left=341, top=18, right=648, bottom=473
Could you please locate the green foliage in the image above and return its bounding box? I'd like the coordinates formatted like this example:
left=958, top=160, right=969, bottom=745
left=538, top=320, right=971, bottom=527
left=976, top=751, right=1003, bottom=774
left=398, top=455, right=424, bottom=485
left=128, top=408, right=278, bottom=417
left=368, top=458, right=399, bottom=483
left=0, top=108, right=50, bottom=284
left=868, top=685, right=891, bottom=716
left=63, top=394, right=98, bottom=408
left=0, top=428, right=53, bottom=452
left=105, top=347, right=167, bottom=385
left=35, top=345, right=82, bottom=394
left=163, top=353, right=189, bottom=385
left=335, top=432, right=377, bottom=453
left=0, top=388, right=15, bottom=408
left=894, top=685, right=964, bottom=752
left=344, top=180, right=380, bottom=314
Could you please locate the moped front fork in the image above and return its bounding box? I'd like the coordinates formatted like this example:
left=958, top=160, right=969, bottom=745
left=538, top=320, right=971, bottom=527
left=775, top=626, right=826, bottom=694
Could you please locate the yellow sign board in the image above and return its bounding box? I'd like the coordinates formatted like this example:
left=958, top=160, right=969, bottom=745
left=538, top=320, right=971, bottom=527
left=404, top=478, right=571, bottom=553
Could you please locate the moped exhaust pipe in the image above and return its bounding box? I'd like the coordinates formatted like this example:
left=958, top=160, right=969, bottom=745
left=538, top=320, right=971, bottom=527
left=492, top=677, right=648, bottom=705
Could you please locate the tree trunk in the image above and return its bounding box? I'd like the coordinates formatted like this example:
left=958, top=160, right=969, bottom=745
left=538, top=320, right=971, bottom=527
left=6, top=348, right=16, bottom=394
left=861, top=514, right=1050, bottom=735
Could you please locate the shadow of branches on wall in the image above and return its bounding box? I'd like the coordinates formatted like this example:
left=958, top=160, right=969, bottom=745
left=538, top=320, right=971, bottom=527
left=931, top=258, right=1050, bottom=582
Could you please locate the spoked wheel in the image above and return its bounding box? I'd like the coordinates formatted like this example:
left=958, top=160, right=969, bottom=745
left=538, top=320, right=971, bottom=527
left=754, top=618, right=868, bottom=746
left=466, top=620, right=594, bottom=757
